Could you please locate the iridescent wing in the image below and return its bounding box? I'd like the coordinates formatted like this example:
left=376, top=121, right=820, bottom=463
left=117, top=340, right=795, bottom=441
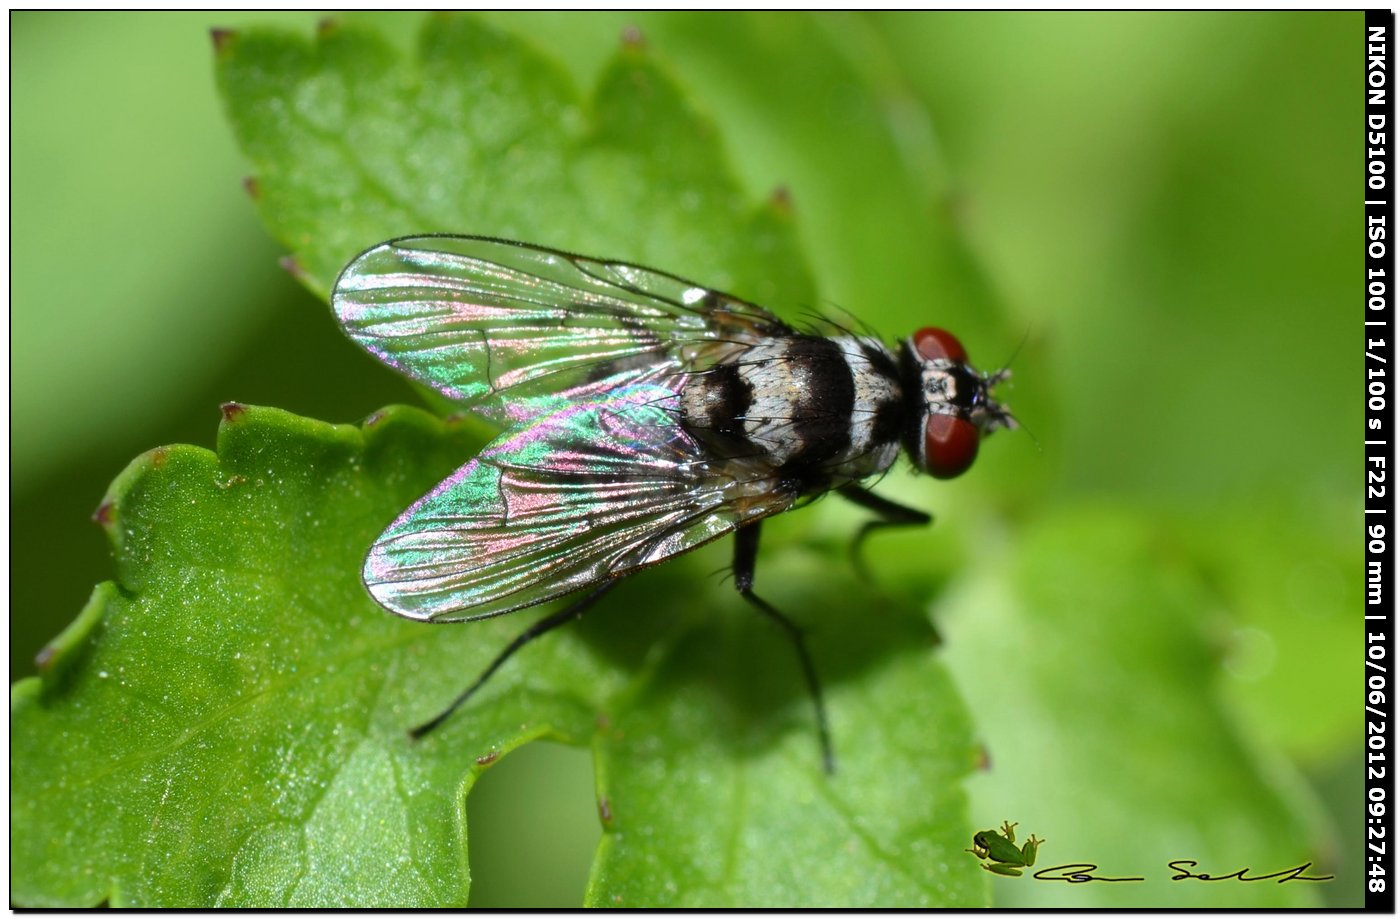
left=331, top=235, right=791, bottom=424
left=365, top=384, right=792, bottom=622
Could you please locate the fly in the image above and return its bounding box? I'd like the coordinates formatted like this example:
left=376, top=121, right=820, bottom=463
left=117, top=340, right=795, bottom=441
left=331, top=234, right=1015, bottom=773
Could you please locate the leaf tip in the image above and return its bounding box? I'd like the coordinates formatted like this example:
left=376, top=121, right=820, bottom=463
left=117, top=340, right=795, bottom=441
left=768, top=185, right=795, bottom=216
left=279, top=255, right=306, bottom=281
left=221, top=401, right=248, bottom=423
left=942, top=187, right=973, bottom=228
left=619, top=24, right=646, bottom=50
left=209, top=27, right=238, bottom=56
left=91, top=497, right=115, bottom=530
left=33, top=584, right=114, bottom=690
left=33, top=643, right=57, bottom=674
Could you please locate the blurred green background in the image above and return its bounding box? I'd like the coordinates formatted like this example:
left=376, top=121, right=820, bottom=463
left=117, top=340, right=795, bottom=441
left=13, top=11, right=1360, bottom=907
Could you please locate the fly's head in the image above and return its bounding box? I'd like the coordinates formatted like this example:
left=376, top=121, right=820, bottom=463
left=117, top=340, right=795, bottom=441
left=900, top=327, right=1015, bottom=479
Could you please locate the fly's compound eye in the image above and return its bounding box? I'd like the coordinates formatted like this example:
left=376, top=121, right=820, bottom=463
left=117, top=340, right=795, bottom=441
left=912, top=327, right=968, bottom=364
left=924, top=412, right=980, bottom=479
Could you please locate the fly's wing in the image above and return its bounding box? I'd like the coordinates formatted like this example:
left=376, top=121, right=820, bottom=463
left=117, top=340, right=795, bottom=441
left=331, top=235, right=791, bottom=424
left=365, top=384, right=791, bottom=622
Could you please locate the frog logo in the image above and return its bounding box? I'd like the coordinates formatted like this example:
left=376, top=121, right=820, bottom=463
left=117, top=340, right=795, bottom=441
left=966, top=821, right=1044, bottom=877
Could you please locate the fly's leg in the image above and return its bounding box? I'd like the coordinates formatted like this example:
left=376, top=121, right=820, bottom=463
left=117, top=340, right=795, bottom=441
left=733, top=522, right=836, bottom=774
left=837, top=483, right=932, bottom=581
left=409, top=579, right=620, bottom=739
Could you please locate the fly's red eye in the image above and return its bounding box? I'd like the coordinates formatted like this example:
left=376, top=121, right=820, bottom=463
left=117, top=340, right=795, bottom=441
left=924, top=413, right=980, bottom=479
left=912, top=327, right=967, bottom=364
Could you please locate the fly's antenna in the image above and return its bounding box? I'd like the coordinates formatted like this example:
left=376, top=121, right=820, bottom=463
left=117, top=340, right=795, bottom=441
left=995, top=325, right=1034, bottom=377
left=1014, top=413, right=1040, bottom=453
left=985, top=325, right=1034, bottom=450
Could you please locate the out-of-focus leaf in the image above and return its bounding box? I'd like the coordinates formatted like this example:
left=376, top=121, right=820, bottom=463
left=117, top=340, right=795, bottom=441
left=941, top=505, right=1327, bottom=907
left=1182, top=501, right=1359, bottom=763
left=10, top=12, right=299, bottom=488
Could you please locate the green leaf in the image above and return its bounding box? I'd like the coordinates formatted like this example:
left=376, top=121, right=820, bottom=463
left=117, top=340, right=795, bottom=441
left=214, top=15, right=813, bottom=314
left=13, top=16, right=987, bottom=907
left=12, top=405, right=521, bottom=907
left=585, top=555, right=980, bottom=907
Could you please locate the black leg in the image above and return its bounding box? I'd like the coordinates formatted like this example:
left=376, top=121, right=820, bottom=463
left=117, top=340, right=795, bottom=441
left=409, top=579, right=620, bottom=739
left=733, top=522, right=836, bottom=774
left=837, top=484, right=932, bottom=580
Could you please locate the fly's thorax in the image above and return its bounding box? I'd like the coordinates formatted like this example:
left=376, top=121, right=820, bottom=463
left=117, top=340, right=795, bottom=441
left=830, top=336, right=904, bottom=478
left=898, top=327, right=1014, bottom=480
left=679, top=334, right=904, bottom=486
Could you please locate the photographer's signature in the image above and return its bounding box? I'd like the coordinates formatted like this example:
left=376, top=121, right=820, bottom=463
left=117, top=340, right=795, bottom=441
left=965, top=821, right=1332, bottom=883
left=1033, top=861, right=1334, bottom=884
